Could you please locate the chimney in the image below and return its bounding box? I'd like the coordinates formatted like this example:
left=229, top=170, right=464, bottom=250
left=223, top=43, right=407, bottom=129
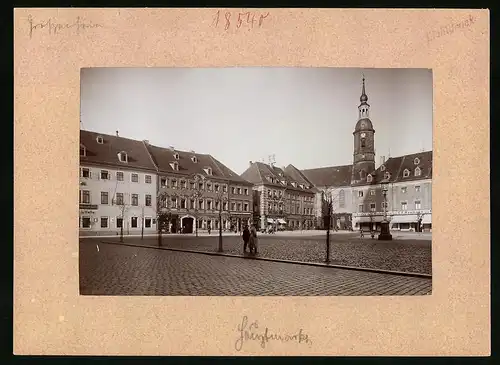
left=116, top=130, right=119, bottom=137
left=169, top=146, right=175, bottom=151
left=249, top=161, right=253, bottom=167
left=143, top=140, right=149, bottom=144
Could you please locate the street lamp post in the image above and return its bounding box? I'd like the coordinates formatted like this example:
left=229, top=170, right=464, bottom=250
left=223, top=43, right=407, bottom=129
left=378, top=180, right=393, bottom=240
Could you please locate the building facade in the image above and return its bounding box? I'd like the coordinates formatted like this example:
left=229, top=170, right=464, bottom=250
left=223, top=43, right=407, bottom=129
left=240, top=162, right=316, bottom=230
left=145, top=143, right=253, bottom=233
left=300, top=77, right=432, bottom=232
left=79, top=131, right=158, bottom=236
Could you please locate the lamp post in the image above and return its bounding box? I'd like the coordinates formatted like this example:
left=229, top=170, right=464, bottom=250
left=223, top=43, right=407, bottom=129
left=378, top=180, right=393, bottom=240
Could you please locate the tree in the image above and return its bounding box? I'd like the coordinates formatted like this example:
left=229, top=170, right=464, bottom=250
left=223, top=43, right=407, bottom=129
left=189, top=173, right=205, bottom=237
left=155, top=191, right=171, bottom=246
left=321, top=187, right=342, bottom=263
left=215, top=188, right=229, bottom=252
left=115, top=200, right=129, bottom=243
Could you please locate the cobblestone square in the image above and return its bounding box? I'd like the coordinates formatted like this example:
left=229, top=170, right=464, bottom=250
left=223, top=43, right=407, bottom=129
left=79, top=240, right=432, bottom=296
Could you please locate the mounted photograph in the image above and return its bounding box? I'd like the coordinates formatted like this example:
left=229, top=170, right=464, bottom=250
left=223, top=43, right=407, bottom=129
left=79, top=67, right=433, bottom=296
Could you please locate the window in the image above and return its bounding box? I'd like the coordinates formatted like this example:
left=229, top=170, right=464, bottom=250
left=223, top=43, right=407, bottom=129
left=232, top=187, right=236, bottom=194
left=118, top=152, right=128, bottom=163
left=145, top=194, right=152, bottom=207
left=415, top=200, right=421, bottom=210
left=370, top=203, right=376, bottom=212
left=181, top=198, right=186, bottom=209
left=403, top=169, right=410, bottom=178
left=198, top=182, right=203, bottom=190
left=415, top=185, right=421, bottom=192
left=172, top=161, right=179, bottom=171
left=81, top=168, right=90, bottom=178
left=116, top=172, right=124, bottom=181
left=243, top=203, right=249, bottom=212
left=116, top=217, right=123, bottom=228
left=401, top=202, right=408, bottom=211
left=80, top=145, right=86, bottom=157
left=191, top=156, right=197, bottom=163
left=145, top=218, right=152, bottom=228
left=207, top=183, right=212, bottom=191
left=215, top=184, right=219, bottom=192
left=244, top=188, right=248, bottom=195
left=172, top=179, right=178, bottom=188
left=223, top=185, right=228, bottom=193
left=223, top=202, right=228, bottom=211
left=199, top=199, right=204, bottom=209
left=101, top=192, right=109, bottom=205
left=237, top=203, right=242, bottom=211
left=215, top=201, right=220, bottom=210
left=181, top=180, right=187, bottom=189
left=382, top=202, right=388, bottom=209
left=160, top=196, right=167, bottom=208
left=361, top=139, right=366, bottom=148
left=190, top=181, right=195, bottom=189
left=415, top=167, right=421, bottom=177
left=101, top=217, right=108, bottom=228
left=116, top=193, right=124, bottom=205
left=232, top=202, right=236, bottom=211
left=367, top=174, right=373, bottom=182
left=358, top=191, right=364, bottom=198
left=267, top=190, right=271, bottom=197
left=401, top=187, right=407, bottom=193
left=174, top=153, right=179, bottom=160
left=171, top=197, right=178, bottom=208
left=81, top=190, right=90, bottom=204
left=207, top=200, right=212, bottom=210
left=190, top=199, right=195, bottom=209
left=204, top=167, right=212, bottom=175
left=370, top=189, right=375, bottom=196
left=100, top=170, right=109, bottom=180
left=145, top=175, right=152, bottom=184
left=339, top=189, right=345, bottom=208
left=131, top=217, right=138, bottom=228
left=161, top=178, right=167, bottom=187
left=380, top=165, right=385, bottom=171
left=414, top=157, right=420, bottom=165
left=96, top=136, right=104, bottom=144
left=384, top=172, right=391, bottom=179
left=81, top=217, right=91, bottom=228
left=237, top=188, right=241, bottom=194
left=132, top=194, right=138, bottom=206
left=131, top=173, right=139, bottom=182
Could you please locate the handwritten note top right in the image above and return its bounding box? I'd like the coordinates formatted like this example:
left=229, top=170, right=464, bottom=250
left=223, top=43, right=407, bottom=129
left=211, top=10, right=270, bottom=31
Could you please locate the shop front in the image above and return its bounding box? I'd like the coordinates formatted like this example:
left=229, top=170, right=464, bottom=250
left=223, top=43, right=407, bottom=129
left=390, top=214, right=419, bottom=231
left=353, top=215, right=385, bottom=232
left=421, top=214, right=432, bottom=232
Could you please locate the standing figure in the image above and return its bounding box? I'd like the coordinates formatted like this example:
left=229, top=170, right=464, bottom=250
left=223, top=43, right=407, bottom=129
left=242, top=225, right=250, bottom=253
left=249, top=225, right=258, bottom=254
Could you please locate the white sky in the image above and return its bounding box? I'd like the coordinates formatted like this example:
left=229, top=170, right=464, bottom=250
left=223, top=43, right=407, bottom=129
left=80, top=68, right=432, bottom=175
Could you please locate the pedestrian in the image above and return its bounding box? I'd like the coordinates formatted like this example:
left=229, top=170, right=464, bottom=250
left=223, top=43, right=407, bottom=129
left=208, top=225, right=211, bottom=235
left=360, top=228, right=364, bottom=238
left=249, top=224, right=258, bottom=254
left=242, top=225, right=250, bottom=253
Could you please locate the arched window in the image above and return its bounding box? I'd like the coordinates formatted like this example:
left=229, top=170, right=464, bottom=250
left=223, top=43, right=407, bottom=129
left=367, top=174, right=373, bottom=183
left=380, top=165, right=385, bottom=171
left=415, top=167, right=421, bottom=176
left=339, top=189, right=345, bottom=208
left=361, top=138, right=366, bottom=148
left=403, top=169, right=410, bottom=178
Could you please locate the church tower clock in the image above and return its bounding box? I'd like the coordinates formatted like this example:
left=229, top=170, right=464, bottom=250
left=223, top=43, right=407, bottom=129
left=351, top=76, right=376, bottom=184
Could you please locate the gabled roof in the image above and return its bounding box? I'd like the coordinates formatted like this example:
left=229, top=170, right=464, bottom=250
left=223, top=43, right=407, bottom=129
left=145, top=143, right=251, bottom=185
left=240, top=162, right=315, bottom=193
left=80, top=130, right=157, bottom=172
left=375, top=150, right=432, bottom=184
left=301, top=164, right=353, bottom=188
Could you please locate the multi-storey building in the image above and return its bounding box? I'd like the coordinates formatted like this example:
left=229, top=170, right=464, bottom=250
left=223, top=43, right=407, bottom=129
left=79, top=130, right=158, bottom=236
left=145, top=143, right=253, bottom=233
left=240, top=162, right=316, bottom=230
left=298, top=76, right=433, bottom=232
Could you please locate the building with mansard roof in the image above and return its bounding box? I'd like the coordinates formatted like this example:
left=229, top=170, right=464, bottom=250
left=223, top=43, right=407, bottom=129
left=299, top=77, right=433, bottom=232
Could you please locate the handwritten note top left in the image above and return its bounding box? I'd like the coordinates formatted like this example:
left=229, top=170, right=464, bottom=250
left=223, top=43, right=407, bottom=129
left=27, top=14, right=103, bottom=39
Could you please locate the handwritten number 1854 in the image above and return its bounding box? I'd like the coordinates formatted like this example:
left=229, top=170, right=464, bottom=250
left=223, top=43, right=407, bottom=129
left=212, top=10, right=269, bottom=30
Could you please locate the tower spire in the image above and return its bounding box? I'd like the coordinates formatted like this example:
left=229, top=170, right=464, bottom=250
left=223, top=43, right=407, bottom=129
left=360, top=74, right=368, bottom=104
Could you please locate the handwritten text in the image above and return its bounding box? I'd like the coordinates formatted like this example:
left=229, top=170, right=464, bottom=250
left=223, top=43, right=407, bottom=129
left=235, top=316, right=312, bottom=351
left=426, top=14, right=476, bottom=45
left=212, top=10, right=270, bottom=31
left=28, top=14, right=103, bottom=39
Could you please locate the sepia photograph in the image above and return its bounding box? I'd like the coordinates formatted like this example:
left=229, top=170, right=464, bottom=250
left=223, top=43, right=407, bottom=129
left=79, top=67, right=433, bottom=296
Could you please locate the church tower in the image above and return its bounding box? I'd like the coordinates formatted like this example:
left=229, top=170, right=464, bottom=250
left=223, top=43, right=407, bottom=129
left=351, top=76, right=376, bottom=184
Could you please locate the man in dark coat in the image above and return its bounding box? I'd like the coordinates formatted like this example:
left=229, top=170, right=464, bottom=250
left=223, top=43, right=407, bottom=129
left=242, top=226, right=250, bottom=253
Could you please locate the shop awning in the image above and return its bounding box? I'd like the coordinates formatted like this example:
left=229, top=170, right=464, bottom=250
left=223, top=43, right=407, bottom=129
left=355, top=216, right=384, bottom=223
left=277, top=219, right=286, bottom=224
left=390, top=215, right=419, bottom=224
left=422, top=214, right=432, bottom=224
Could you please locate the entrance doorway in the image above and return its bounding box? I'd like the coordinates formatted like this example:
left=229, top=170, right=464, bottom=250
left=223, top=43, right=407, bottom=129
left=182, top=216, right=194, bottom=234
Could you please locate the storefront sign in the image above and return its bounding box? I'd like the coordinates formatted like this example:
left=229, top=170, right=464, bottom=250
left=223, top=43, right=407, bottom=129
left=79, top=204, right=98, bottom=210
left=353, top=209, right=430, bottom=217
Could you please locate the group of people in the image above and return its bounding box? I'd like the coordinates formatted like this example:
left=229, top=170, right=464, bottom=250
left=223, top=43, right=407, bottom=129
left=241, top=225, right=258, bottom=254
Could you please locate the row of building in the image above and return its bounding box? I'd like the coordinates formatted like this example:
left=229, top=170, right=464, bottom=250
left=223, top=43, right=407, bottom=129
left=79, top=77, right=432, bottom=235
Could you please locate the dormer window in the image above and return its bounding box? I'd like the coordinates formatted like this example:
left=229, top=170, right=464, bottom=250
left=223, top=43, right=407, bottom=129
left=170, top=161, right=179, bottom=171
left=80, top=144, right=86, bottom=157
left=367, top=174, right=373, bottom=183
left=403, top=169, right=410, bottom=178
left=281, top=180, right=286, bottom=185
left=173, top=153, right=180, bottom=160
left=415, top=167, right=422, bottom=177
left=96, top=136, right=104, bottom=144
left=384, top=172, right=391, bottom=180
left=118, top=151, right=128, bottom=163
left=414, top=157, right=420, bottom=165
left=359, top=170, right=366, bottom=179
left=203, top=167, right=212, bottom=176
left=291, top=182, right=297, bottom=187
left=191, top=156, right=197, bottom=163
left=299, top=184, right=304, bottom=189
left=380, top=165, right=385, bottom=171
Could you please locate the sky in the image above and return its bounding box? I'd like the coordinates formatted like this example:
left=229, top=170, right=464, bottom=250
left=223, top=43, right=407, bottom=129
left=80, top=68, right=432, bottom=175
